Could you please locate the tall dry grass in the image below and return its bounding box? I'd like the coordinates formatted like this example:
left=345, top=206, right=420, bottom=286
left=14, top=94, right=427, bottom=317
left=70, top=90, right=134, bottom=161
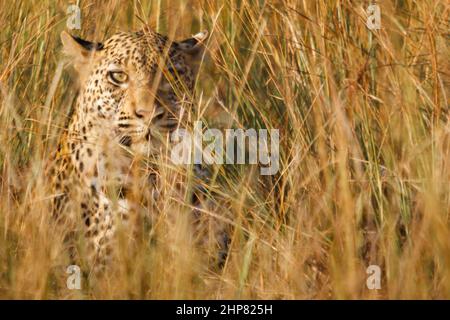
left=0, top=0, right=449, bottom=299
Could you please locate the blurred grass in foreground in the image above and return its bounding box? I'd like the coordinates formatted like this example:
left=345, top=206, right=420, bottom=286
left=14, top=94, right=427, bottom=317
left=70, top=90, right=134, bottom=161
left=0, top=0, right=449, bottom=299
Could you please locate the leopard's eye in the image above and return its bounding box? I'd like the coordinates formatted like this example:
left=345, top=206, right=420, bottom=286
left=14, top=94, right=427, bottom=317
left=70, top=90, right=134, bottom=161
left=108, top=71, right=128, bottom=85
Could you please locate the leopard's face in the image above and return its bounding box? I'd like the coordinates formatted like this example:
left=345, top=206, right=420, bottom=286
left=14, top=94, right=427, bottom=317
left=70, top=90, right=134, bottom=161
left=62, top=28, right=207, bottom=155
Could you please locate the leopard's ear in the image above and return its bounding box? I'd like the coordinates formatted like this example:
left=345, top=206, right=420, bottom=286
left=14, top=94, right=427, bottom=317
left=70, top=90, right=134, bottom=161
left=175, top=31, right=208, bottom=74
left=178, top=30, right=208, bottom=57
left=60, top=31, right=103, bottom=65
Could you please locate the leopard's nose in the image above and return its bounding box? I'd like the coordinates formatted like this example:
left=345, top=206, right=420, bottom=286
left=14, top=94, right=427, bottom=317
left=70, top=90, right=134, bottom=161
left=134, top=109, right=147, bottom=119
left=135, top=107, right=165, bottom=120
left=135, top=108, right=157, bottom=119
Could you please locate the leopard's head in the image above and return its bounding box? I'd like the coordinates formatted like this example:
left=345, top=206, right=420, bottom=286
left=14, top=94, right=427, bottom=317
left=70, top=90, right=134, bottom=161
left=61, top=28, right=208, bottom=155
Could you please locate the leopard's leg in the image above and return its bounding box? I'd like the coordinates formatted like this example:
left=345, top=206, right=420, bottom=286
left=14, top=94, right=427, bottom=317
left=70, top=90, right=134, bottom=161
left=50, top=163, right=82, bottom=265
left=81, top=183, right=138, bottom=276
left=80, top=189, right=113, bottom=274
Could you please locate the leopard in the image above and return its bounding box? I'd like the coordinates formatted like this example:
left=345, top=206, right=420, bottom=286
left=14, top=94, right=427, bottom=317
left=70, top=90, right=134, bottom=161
left=48, top=27, right=229, bottom=275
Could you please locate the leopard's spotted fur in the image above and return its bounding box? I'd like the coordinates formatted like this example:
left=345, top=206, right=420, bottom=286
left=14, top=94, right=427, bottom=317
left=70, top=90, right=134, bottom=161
left=48, top=28, right=229, bottom=273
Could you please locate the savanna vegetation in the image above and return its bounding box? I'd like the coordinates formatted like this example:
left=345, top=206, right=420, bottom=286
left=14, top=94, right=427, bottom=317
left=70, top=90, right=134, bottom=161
left=0, top=0, right=448, bottom=299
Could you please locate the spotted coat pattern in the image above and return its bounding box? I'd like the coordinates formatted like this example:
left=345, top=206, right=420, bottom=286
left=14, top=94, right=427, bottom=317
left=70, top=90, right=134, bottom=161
left=48, top=28, right=228, bottom=273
